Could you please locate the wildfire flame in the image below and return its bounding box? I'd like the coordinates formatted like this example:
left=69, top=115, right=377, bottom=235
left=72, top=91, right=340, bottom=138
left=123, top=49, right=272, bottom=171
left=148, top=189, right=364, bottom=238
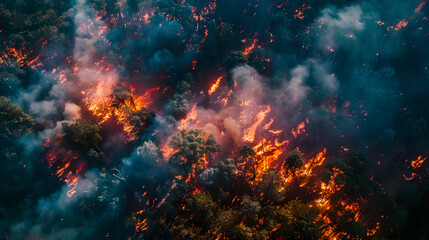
left=82, top=83, right=158, bottom=141
left=243, top=39, right=258, bottom=56
left=0, top=47, right=42, bottom=69
left=208, top=76, right=223, bottom=95
left=178, top=103, right=199, bottom=131
left=243, top=106, right=271, bottom=142
left=291, top=121, right=306, bottom=138
left=43, top=138, right=83, bottom=198
left=135, top=210, right=148, bottom=232
left=415, top=0, right=428, bottom=13
left=411, top=155, right=427, bottom=169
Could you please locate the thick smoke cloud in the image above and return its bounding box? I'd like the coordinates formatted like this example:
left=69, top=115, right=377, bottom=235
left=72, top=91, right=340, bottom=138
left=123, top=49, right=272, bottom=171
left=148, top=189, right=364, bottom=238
left=7, top=169, right=125, bottom=240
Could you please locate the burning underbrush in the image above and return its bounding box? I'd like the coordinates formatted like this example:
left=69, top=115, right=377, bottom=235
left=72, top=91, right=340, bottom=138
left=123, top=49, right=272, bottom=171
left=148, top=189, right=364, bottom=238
left=1, top=0, right=429, bottom=239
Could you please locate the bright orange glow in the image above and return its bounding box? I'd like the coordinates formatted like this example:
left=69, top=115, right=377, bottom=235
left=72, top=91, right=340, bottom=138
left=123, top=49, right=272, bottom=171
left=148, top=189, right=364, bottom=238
left=415, top=0, right=427, bottom=13
left=208, top=76, right=222, bottom=95
left=82, top=82, right=159, bottom=141
left=291, top=121, right=306, bottom=138
left=243, top=106, right=271, bottom=142
left=393, top=19, right=408, bottom=31
left=161, top=143, right=176, bottom=160
left=252, top=137, right=288, bottom=180
left=302, top=148, right=327, bottom=177
left=294, top=3, right=311, bottom=20
left=178, top=103, right=198, bottom=131
left=403, top=172, right=421, bottom=181
left=135, top=210, right=148, bottom=232
left=243, top=39, right=258, bottom=56
left=44, top=138, right=83, bottom=198
left=411, top=155, right=427, bottom=169
left=0, top=47, right=42, bottom=69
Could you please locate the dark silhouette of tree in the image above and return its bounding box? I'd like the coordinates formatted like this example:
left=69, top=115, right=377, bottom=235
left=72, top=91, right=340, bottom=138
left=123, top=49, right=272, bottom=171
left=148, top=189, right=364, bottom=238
left=0, top=96, right=34, bottom=139
left=62, top=119, right=102, bottom=151
left=272, top=200, right=322, bottom=239
left=239, top=145, right=256, bottom=181
left=205, top=134, right=221, bottom=166
left=185, top=192, right=218, bottom=227
left=323, top=150, right=399, bottom=237
left=169, top=129, right=220, bottom=176
left=232, top=224, right=253, bottom=240
left=127, top=108, right=155, bottom=138
left=255, top=168, right=284, bottom=204
left=223, top=51, right=248, bottom=72
left=215, top=158, right=237, bottom=189
left=284, top=149, right=304, bottom=178
left=109, top=84, right=134, bottom=110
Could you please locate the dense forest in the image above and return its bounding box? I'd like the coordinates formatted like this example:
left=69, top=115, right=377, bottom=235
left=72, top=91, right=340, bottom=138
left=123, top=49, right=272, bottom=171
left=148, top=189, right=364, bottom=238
left=1, top=0, right=429, bottom=239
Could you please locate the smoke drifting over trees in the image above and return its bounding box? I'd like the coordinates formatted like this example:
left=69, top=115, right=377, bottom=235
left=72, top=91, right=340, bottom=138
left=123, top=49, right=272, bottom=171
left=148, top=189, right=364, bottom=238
left=1, top=0, right=429, bottom=239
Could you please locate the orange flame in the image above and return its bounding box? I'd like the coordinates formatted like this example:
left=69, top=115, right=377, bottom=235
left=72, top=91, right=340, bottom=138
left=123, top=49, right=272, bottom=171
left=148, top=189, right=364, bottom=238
left=135, top=210, right=148, bottom=232
left=83, top=83, right=158, bottom=141
left=178, top=103, right=198, bottom=131
left=291, top=121, right=306, bottom=138
left=243, top=39, right=258, bottom=56
left=393, top=19, right=408, bottom=31
left=415, top=0, right=428, bottom=13
left=44, top=138, right=83, bottom=198
left=208, top=76, right=222, bottom=95
left=243, top=106, right=271, bottom=142
left=302, top=148, right=327, bottom=177
left=0, top=47, right=42, bottom=68
left=252, top=137, right=288, bottom=179
left=411, top=155, right=427, bottom=169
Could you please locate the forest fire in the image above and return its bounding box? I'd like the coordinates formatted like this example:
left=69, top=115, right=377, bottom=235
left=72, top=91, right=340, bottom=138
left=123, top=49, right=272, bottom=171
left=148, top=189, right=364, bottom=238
left=243, top=39, right=258, bottom=56
left=208, top=76, right=222, bottom=95
left=1, top=0, right=429, bottom=239
left=403, top=155, right=427, bottom=181
left=291, top=121, right=307, bottom=138
left=242, top=106, right=271, bottom=142
left=416, top=0, right=428, bottom=13
left=43, top=138, right=83, bottom=198
left=81, top=82, right=158, bottom=140
left=135, top=210, right=149, bottom=233
left=301, top=148, right=327, bottom=177
left=393, top=19, right=409, bottom=31
left=0, top=47, right=42, bottom=69
left=252, top=137, right=288, bottom=179
left=177, top=103, right=198, bottom=131
left=1, top=47, right=28, bottom=67
left=411, top=155, right=427, bottom=169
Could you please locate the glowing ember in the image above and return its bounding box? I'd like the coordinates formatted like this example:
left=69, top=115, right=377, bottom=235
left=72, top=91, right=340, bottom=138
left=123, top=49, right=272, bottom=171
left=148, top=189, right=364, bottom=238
left=291, top=121, right=306, bottom=138
left=302, top=148, right=327, bottom=177
left=392, top=19, right=408, bottom=31
left=243, top=39, right=258, bottom=56
left=415, top=0, right=428, bottom=13
left=43, top=138, right=83, bottom=198
left=135, top=210, right=148, bottom=232
left=243, top=106, right=271, bottom=142
left=178, top=103, right=198, bottom=131
left=208, top=76, right=222, bottom=95
left=411, top=155, right=427, bottom=169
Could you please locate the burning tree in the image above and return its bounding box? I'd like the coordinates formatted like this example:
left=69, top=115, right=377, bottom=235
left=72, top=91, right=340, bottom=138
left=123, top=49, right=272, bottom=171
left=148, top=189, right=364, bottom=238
left=321, top=150, right=398, bottom=238
left=168, top=129, right=220, bottom=177
left=1, top=0, right=429, bottom=239
left=284, top=149, right=304, bottom=178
